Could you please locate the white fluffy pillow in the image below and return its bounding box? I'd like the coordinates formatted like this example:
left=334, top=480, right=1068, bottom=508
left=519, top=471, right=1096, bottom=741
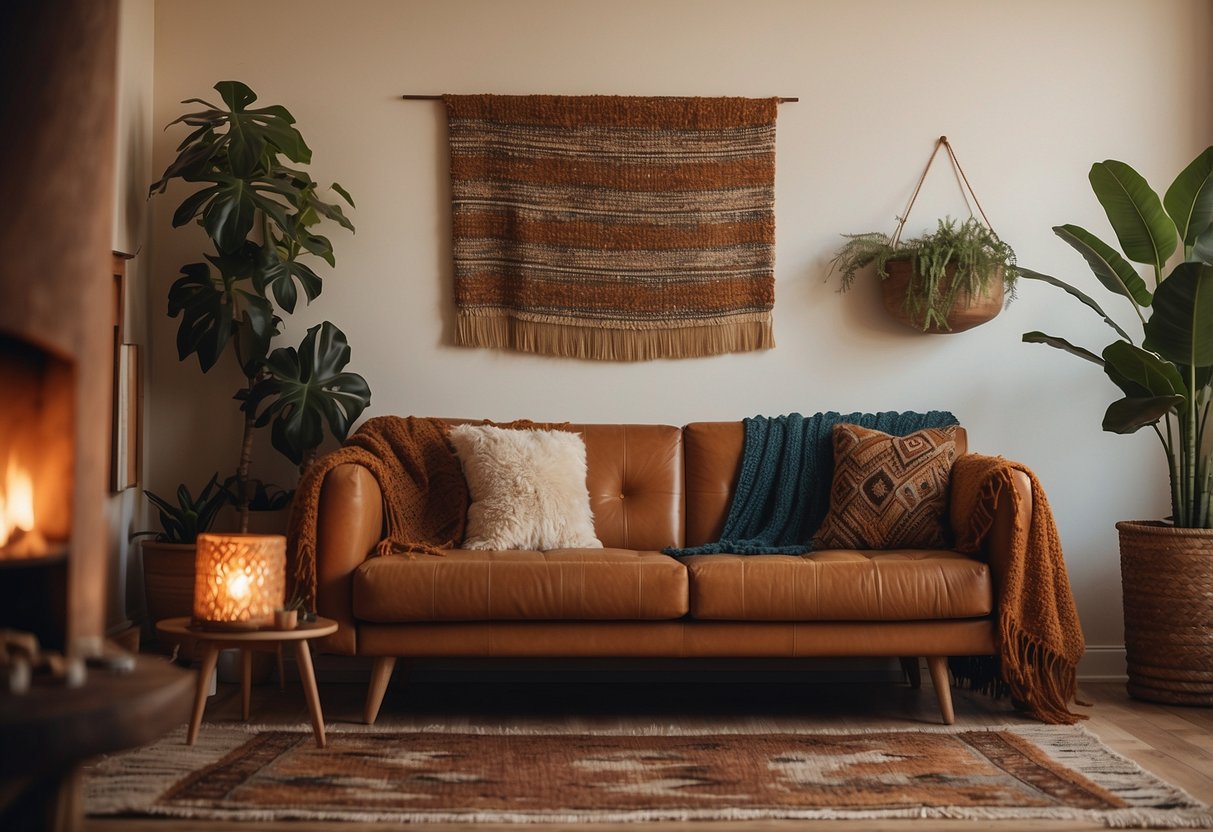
left=447, top=424, right=603, bottom=550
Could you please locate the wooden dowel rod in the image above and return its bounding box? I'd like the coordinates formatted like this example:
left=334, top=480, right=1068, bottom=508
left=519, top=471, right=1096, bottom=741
left=401, top=94, right=799, bottom=102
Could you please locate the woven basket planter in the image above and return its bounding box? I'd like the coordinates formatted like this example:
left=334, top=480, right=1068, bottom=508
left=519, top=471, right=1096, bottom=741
left=1117, top=520, right=1213, bottom=705
left=880, top=259, right=1004, bottom=333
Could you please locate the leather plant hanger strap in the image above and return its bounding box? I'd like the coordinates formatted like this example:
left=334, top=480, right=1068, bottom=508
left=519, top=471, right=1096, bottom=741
left=890, top=135, right=996, bottom=249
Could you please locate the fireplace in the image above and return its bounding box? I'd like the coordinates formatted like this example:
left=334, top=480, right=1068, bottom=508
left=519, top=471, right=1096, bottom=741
left=0, top=333, right=73, bottom=559
left=0, top=334, right=75, bottom=648
left=0, top=0, right=117, bottom=657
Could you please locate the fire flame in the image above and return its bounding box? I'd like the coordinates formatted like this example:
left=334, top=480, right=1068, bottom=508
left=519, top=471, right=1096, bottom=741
left=0, top=457, right=38, bottom=551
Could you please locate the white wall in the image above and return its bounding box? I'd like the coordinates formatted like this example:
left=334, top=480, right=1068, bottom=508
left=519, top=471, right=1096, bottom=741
left=148, top=0, right=1213, bottom=674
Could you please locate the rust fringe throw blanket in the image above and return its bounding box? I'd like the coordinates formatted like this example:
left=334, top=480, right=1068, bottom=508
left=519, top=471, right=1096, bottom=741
left=951, top=455, right=1087, bottom=724
left=444, top=95, right=779, bottom=361
left=286, top=416, right=468, bottom=610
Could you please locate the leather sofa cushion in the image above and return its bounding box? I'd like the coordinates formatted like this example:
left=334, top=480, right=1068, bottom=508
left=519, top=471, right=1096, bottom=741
left=353, top=548, right=689, bottom=622
left=684, top=549, right=991, bottom=621
left=580, top=424, right=684, bottom=551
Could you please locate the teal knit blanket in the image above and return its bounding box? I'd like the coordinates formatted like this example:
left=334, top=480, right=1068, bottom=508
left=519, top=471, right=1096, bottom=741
left=665, top=410, right=959, bottom=557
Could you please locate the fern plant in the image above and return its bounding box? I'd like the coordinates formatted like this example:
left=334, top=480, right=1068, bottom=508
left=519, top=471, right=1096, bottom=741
left=829, top=216, right=1017, bottom=331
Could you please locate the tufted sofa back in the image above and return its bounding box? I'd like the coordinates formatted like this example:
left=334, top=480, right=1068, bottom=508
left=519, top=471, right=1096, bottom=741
left=438, top=419, right=966, bottom=552
left=577, top=424, right=684, bottom=550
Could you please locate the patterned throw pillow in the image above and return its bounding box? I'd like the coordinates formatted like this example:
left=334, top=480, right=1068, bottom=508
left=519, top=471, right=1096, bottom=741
left=814, top=423, right=958, bottom=550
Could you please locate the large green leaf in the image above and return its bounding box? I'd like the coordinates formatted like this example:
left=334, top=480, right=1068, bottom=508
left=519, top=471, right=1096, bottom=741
left=200, top=175, right=258, bottom=251
left=172, top=173, right=294, bottom=253
left=1164, top=146, right=1213, bottom=250
left=1023, top=331, right=1105, bottom=365
left=1142, top=261, right=1213, bottom=367
left=1102, top=340, right=1187, bottom=399
left=1018, top=266, right=1133, bottom=340
left=1090, top=160, right=1178, bottom=273
left=1103, top=396, right=1185, bottom=434
left=1053, top=225, right=1152, bottom=308
left=167, top=263, right=233, bottom=372
left=255, top=244, right=322, bottom=314
left=1194, top=222, right=1213, bottom=265
left=209, top=81, right=310, bottom=172
left=167, top=248, right=276, bottom=372
left=248, top=322, right=371, bottom=464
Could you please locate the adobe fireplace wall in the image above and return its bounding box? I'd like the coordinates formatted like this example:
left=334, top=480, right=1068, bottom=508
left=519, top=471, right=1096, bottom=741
left=0, top=1, right=120, bottom=653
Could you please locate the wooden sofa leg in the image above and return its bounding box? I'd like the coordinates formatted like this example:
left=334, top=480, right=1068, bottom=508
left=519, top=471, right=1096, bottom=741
left=925, top=656, right=955, bottom=725
left=899, top=657, right=922, bottom=689
left=364, top=657, right=397, bottom=725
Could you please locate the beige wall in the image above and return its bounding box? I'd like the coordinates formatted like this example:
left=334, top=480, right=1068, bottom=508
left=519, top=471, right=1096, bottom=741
left=146, top=0, right=1213, bottom=675
left=110, top=0, right=155, bottom=632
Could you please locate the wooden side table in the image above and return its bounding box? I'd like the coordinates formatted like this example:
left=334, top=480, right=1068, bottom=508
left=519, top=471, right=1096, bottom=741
left=155, top=616, right=338, bottom=748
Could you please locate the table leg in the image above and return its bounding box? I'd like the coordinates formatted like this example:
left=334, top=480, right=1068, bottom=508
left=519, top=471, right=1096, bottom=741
left=188, top=644, right=221, bottom=745
left=241, top=649, right=252, bottom=721
left=294, top=640, right=326, bottom=748
left=276, top=644, right=285, bottom=693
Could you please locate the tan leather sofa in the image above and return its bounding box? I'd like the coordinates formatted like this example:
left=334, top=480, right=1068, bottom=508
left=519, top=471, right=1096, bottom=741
left=312, top=421, right=1028, bottom=725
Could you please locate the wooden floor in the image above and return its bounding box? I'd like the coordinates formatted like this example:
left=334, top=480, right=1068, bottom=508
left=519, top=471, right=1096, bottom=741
left=83, top=669, right=1213, bottom=831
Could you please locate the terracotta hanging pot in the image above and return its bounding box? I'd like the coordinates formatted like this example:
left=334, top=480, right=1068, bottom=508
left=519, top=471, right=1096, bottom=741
left=881, top=258, right=1004, bottom=333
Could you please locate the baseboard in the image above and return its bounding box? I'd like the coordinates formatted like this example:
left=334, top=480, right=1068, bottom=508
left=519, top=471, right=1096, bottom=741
left=1078, top=645, right=1126, bottom=682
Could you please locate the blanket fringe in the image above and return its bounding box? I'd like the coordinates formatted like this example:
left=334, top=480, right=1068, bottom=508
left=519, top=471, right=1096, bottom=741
left=950, top=454, right=1087, bottom=724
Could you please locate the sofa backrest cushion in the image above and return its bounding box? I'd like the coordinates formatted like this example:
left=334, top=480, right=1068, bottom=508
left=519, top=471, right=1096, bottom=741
left=682, top=421, right=745, bottom=547
left=682, top=421, right=968, bottom=548
left=579, top=424, right=685, bottom=550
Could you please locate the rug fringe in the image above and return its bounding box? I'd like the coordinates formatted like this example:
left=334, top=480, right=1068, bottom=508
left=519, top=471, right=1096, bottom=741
left=101, top=803, right=1213, bottom=827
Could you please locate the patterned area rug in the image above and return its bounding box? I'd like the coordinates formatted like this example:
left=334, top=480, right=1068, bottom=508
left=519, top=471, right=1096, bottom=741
left=86, top=724, right=1212, bottom=826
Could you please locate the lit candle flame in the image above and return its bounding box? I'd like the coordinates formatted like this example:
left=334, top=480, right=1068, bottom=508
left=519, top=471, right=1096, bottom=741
left=0, top=457, right=36, bottom=549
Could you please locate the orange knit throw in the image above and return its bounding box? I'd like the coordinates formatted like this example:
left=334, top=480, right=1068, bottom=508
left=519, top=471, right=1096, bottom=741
left=951, top=454, right=1087, bottom=724
left=285, top=416, right=468, bottom=611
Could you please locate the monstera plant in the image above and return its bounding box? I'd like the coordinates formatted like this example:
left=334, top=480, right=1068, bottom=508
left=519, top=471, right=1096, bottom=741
left=150, top=81, right=371, bottom=531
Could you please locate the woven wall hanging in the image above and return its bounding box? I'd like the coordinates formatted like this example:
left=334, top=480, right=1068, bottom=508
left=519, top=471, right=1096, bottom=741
left=443, top=95, right=780, bottom=361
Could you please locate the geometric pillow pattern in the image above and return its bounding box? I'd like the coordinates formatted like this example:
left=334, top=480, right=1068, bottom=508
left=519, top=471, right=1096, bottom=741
left=813, top=423, right=958, bottom=550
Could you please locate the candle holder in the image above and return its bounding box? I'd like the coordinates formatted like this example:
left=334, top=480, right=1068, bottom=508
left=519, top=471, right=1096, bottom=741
left=192, top=533, right=285, bottom=630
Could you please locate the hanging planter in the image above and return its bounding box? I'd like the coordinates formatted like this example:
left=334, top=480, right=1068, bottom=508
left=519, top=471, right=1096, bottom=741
left=881, top=258, right=1005, bottom=333
left=828, top=136, right=1017, bottom=333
